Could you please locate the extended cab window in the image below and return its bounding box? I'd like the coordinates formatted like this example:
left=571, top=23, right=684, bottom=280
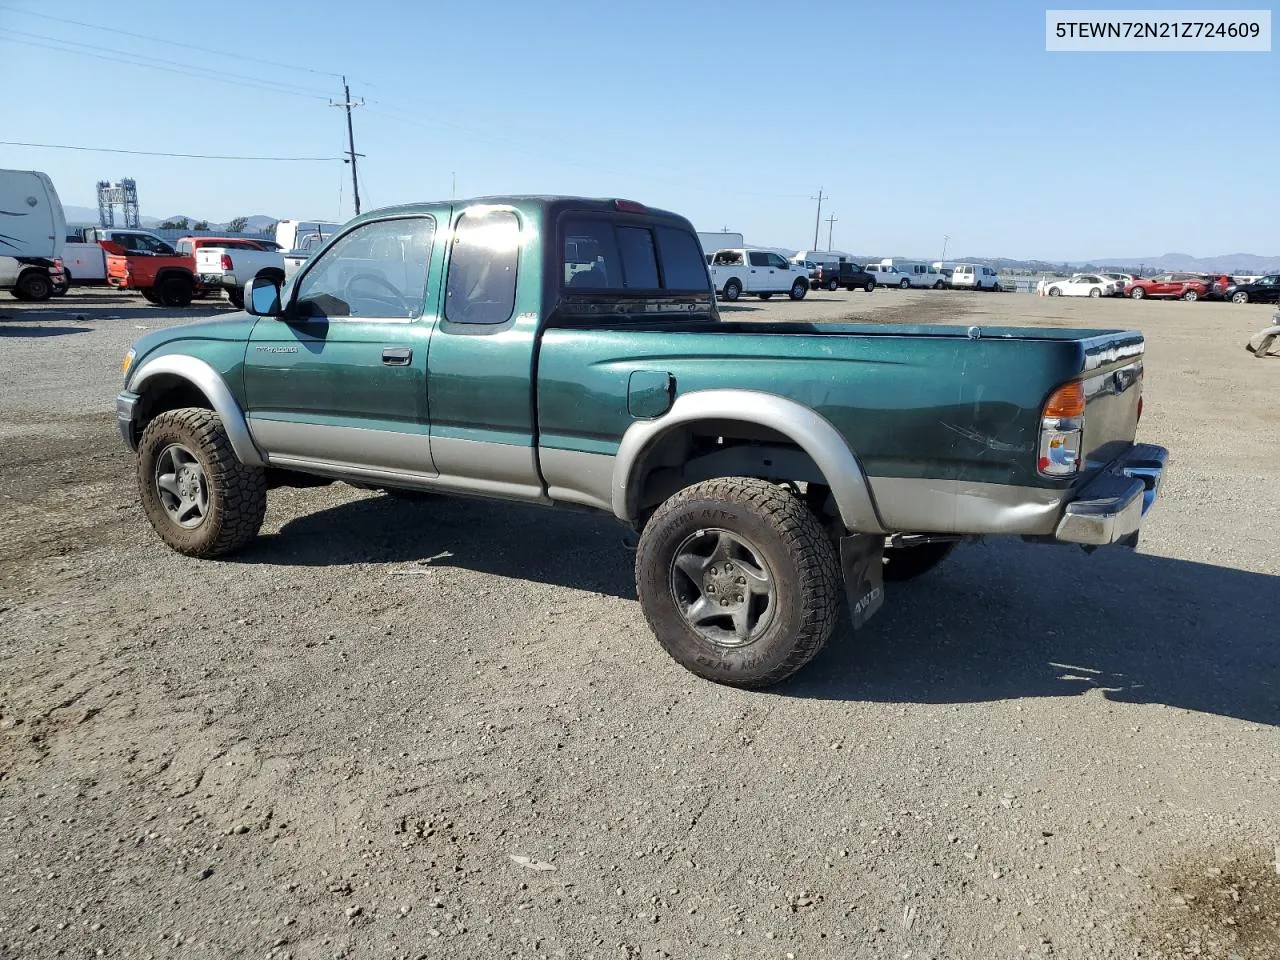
left=562, top=218, right=709, bottom=292
left=294, top=216, right=435, bottom=320
left=445, top=209, right=520, bottom=325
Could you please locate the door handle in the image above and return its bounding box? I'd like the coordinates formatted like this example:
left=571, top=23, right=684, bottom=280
left=382, top=346, right=412, bottom=366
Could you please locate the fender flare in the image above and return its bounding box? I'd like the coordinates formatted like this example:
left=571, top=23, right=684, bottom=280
left=126, top=354, right=264, bottom=466
left=612, top=389, right=886, bottom=534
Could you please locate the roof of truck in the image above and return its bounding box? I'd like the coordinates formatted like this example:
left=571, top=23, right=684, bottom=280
left=355, top=196, right=689, bottom=222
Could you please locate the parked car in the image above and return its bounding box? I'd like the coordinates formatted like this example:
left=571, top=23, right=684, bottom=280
left=1125, top=273, right=1210, bottom=301
left=1043, top=274, right=1118, bottom=298
left=101, top=240, right=199, bottom=306
left=0, top=169, right=66, bottom=301
left=867, top=259, right=945, bottom=289
left=813, top=261, right=875, bottom=292
left=708, top=248, right=809, bottom=301
left=1099, top=272, right=1135, bottom=295
left=1222, top=274, right=1280, bottom=304
left=192, top=238, right=286, bottom=308
left=950, top=263, right=1002, bottom=291
left=115, top=195, right=1167, bottom=690
left=62, top=227, right=174, bottom=287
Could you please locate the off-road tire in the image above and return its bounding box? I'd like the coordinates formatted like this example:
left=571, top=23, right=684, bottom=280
left=789, top=279, right=808, bottom=300
left=721, top=279, right=742, bottom=302
left=882, top=541, right=956, bottom=582
left=157, top=276, right=194, bottom=307
left=635, top=477, right=840, bottom=689
left=137, top=408, right=267, bottom=558
left=15, top=271, right=53, bottom=301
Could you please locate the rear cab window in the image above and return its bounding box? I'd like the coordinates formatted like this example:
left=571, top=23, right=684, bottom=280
left=561, top=216, right=710, bottom=293
left=445, top=209, right=520, bottom=324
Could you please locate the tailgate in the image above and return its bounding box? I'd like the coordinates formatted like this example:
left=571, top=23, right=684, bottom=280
left=1075, top=333, right=1144, bottom=475
left=195, top=248, right=224, bottom=273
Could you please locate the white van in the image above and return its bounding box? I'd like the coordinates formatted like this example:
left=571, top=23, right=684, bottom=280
left=0, top=169, right=67, bottom=300
left=951, top=263, right=1002, bottom=291
left=875, top=258, right=945, bottom=289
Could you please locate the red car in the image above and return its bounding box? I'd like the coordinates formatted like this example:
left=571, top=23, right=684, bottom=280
left=1124, top=273, right=1211, bottom=301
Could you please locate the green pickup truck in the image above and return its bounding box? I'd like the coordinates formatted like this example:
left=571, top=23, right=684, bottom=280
left=116, top=196, right=1168, bottom=688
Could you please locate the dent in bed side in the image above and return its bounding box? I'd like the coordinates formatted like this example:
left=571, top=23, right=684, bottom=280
left=610, top=389, right=887, bottom=534
left=125, top=354, right=264, bottom=467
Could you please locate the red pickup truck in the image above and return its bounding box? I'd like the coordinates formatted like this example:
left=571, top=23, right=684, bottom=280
left=102, top=240, right=200, bottom=307
left=1124, top=273, right=1211, bottom=301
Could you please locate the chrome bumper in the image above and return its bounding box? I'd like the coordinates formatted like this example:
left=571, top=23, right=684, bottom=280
left=116, top=391, right=139, bottom=449
left=1055, top=443, right=1168, bottom=547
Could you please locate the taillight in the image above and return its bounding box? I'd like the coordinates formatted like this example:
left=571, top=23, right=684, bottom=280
left=1038, top=381, right=1085, bottom=477
left=221, top=254, right=234, bottom=271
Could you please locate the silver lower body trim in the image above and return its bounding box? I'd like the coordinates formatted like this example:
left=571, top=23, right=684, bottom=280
left=540, top=447, right=615, bottom=513
left=248, top=417, right=434, bottom=476
left=869, top=476, right=1071, bottom=536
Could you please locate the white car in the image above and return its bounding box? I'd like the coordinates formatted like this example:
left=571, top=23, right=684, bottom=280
left=1042, top=274, right=1117, bottom=298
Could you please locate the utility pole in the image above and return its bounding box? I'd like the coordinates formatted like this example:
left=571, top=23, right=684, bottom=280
left=331, top=76, right=364, bottom=215
left=825, top=214, right=838, bottom=251
left=811, top=187, right=825, bottom=250
left=941, top=234, right=951, bottom=263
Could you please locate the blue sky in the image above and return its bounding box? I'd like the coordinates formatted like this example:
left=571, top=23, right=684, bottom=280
left=1, top=0, right=1275, bottom=259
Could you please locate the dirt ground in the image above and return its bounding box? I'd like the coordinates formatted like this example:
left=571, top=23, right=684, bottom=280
left=1, top=287, right=1277, bottom=960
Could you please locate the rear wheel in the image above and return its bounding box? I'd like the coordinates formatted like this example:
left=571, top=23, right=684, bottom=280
left=1089, top=287, right=1102, bottom=298
left=1232, top=291, right=1249, bottom=304
left=1181, top=289, right=1199, bottom=301
left=157, top=276, right=193, bottom=307
left=826, top=278, right=839, bottom=292
left=722, top=279, right=742, bottom=302
left=1130, top=286, right=1146, bottom=299
left=226, top=287, right=245, bottom=309
left=15, top=271, right=52, bottom=301
left=789, top=279, right=807, bottom=300
left=882, top=541, right=955, bottom=582
left=635, top=477, right=839, bottom=689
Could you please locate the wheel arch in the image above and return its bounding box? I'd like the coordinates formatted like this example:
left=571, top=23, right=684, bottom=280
left=127, top=354, right=264, bottom=466
left=612, top=389, right=885, bottom=534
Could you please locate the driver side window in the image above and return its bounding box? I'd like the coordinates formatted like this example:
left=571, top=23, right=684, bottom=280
left=294, top=216, right=435, bottom=321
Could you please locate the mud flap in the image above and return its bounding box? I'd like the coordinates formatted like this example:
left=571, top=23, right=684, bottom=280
left=839, top=534, right=885, bottom=629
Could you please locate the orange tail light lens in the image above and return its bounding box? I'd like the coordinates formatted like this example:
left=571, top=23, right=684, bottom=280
left=1043, top=381, right=1086, bottom=419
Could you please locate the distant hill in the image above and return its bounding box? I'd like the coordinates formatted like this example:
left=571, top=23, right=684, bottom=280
left=61, top=206, right=279, bottom=233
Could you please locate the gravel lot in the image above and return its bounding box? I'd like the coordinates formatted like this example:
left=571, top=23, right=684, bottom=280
left=2, top=287, right=1277, bottom=960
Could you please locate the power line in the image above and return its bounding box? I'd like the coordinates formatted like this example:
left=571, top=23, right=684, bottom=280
left=0, top=3, right=350, bottom=80
left=0, top=140, right=337, bottom=161
left=0, top=27, right=334, bottom=98
left=0, top=34, right=333, bottom=102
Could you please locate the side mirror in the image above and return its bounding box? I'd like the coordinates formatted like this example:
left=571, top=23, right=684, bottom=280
left=245, top=275, right=282, bottom=316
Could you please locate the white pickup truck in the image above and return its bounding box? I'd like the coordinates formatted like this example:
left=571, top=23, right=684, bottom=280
left=62, top=227, right=173, bottom=286
left=194, top=241, right=285, bottom=308
left=707, top=248, right=810, bottom=302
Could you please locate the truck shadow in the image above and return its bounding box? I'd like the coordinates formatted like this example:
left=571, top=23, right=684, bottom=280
left=244, top=496, right=1278, bottom=726
left=786, top=539, right=1279, bottom=727
left=0, top=324, right=93, bottom=338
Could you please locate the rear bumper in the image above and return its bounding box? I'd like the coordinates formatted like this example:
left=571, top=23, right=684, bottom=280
left=198, top=272, right=236, bottom=288
left=1055, top=443, right=1168, bottom=546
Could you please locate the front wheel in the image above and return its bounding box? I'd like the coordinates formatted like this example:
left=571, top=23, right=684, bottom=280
left=721, top=279, right=742, bottom=302
left=635, top=477, right=840, bottom=689
left=137, top=408, right=267, bottom=558
left=789, top=279, right=808, bottom=300
left=899, top=278, right=910, bottom=289
left=1182, top=289, right=1199, bottom=301
left=934, top=280, right=944, bottom=289
left=1232, top=291, right=1249, bottom=304
left=1048, top=287, right=1061, bottom=297
left=864, top=280, right=875, bottom=292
